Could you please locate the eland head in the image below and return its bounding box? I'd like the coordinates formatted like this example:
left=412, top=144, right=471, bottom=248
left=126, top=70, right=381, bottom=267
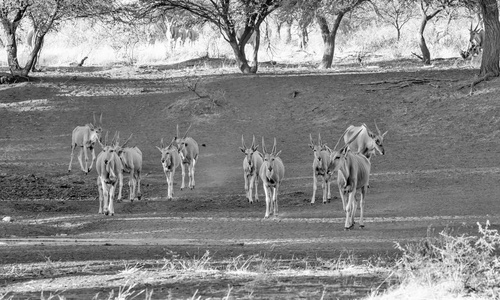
left=240, top=135, right=260, bottom=169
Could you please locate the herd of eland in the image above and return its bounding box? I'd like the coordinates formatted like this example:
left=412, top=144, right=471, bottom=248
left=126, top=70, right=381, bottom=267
left=68, top=115, right=387, bottom=230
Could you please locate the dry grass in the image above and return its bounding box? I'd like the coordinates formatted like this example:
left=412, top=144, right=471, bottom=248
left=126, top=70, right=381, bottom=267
left=368, top=221, right=500, bottom=300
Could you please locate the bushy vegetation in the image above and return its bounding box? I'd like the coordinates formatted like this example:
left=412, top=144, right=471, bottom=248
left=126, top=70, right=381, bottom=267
left=371, top=221, right=500, bottom=300
left=0, top=3, right=476, bottom=70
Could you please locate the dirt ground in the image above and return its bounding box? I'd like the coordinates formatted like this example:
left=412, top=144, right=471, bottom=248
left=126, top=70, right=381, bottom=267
left=1, top=58, right=500, bottom=298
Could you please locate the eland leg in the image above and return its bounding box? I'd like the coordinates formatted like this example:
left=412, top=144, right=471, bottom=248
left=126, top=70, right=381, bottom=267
left=339, top=185, right=348, bottom=212
left=344, top=192, right=356, bottom=230
left=254, top=175, right=259, bottom=202
left=311, top=173, right=317, bottom=204
left=273, top=186, right=279, bottom=217
left=350, top=190, right=359, bottom=227
left=97, top=176, right=104, bottom=214
left=244, top=173, right=249, bottom=201
left=189, top=159, right=196, bottom=189
left=109, top=184, right=116, bottom=216
left=180, top=163, right=186, bottom=190
left=129, top=177, right=134, bottom=201
left=77, top=147, right=86, bottom=173
left=326, top=176, right=332, bottom=203
left=102, top=180, right=109, bottom=215
left=88, top=146, right=95, bottom=173
left=167, top=172, right=174, bottom=200
left=321, top=179, right=327, bottom=204
left=83, top=147, right=90, bottom=174
left=136, top=171, right=142, bottom=200
left=248, top=175, right=256, bottom=204
left=68, top=144, right=76, bottom=172
left=359, top=186, right=367, bottom=228
left=263, top=184, right=271, bottom=218
left=116, top=173, right=124, bottom=202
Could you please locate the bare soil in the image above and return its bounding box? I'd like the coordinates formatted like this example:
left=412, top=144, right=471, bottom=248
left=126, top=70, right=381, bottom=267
left=1, top=58, right=500, bottom=298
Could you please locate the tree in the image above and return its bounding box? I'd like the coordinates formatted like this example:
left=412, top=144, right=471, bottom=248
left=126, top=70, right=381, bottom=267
left=371, top=0, right=415, bottom=40
left=314, top=0, right=366, bottom=69
left=141, top=0, right=281, bottom=74
left=415, top=0, right=457, bottom=65
left=0, top=0, right=30, bottom=76
left=0, top=0, right=123, bottom=77
left=475, top=0, right=500, bottom=77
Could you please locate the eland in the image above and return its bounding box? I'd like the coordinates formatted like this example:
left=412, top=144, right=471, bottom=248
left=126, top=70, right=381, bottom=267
left=259, top=137, right=285, bottom=218
left=115, top=133, right=142, bottom=202
left=329, top=129, right=371, bottom=229
left=469, top=23, right=484, bottom=54
left=175, top=124, right=199, bottom=190
left=156, top=137, right=181, bottom=200
left=336, top=122, right=387, bottom=160
left=68, top=113, right=103, bottom=174
left=309, top=133, right=333, bottom=204
left=461, top=23, right=485, bottom=60
left=240, top=135, right=263, bottom=203
left=96, top=132, right=123, bottom=216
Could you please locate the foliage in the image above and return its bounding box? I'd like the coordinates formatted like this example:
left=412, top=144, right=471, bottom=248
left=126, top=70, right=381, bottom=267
left=137, top=0, right=283, bottom=73
left=371, top=0, right=415, bottom=40
left=394, top=221, right=500, bottom=299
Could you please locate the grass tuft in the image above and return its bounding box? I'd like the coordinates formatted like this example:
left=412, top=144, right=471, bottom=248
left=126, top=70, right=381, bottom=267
left=369, top=220, right=500, bottom=300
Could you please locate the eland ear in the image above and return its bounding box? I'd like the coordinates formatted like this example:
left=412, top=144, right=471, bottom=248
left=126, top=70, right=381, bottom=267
left=252, top=144, right=259, bottom=151
left=240, top=147, right=246, bottom=153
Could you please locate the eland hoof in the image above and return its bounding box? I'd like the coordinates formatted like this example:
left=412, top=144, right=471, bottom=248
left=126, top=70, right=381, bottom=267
left=360, top=224, right=365, bottom=228
left=344, top=224, right=354, bottom=230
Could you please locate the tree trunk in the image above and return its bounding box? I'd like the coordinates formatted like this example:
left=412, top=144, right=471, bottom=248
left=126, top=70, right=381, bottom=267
left=418, top=14, right=431, bottom=65
left=250, top=27, right=260, bottom=73
left=24, top=34, right=45, bottom=76
left=2, top=25, right=22, bottom=73
left=317, top=12, right=345, bottom=69
left=300, top=26, right=308, bottom=49
left=229, top=41, right=252, bottom=73
left=479, top=0, right=500, bottom=77
left=227, top=27, right=253, bottom=73
left=284, top=20, right=292, bottom=44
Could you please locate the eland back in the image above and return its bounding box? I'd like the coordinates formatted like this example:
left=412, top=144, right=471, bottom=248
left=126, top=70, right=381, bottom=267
left=340, top=122, right=387, bottom=160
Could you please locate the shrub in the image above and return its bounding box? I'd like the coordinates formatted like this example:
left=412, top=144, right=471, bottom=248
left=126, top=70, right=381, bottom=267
left=394, top=221, right=500, bottom=299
